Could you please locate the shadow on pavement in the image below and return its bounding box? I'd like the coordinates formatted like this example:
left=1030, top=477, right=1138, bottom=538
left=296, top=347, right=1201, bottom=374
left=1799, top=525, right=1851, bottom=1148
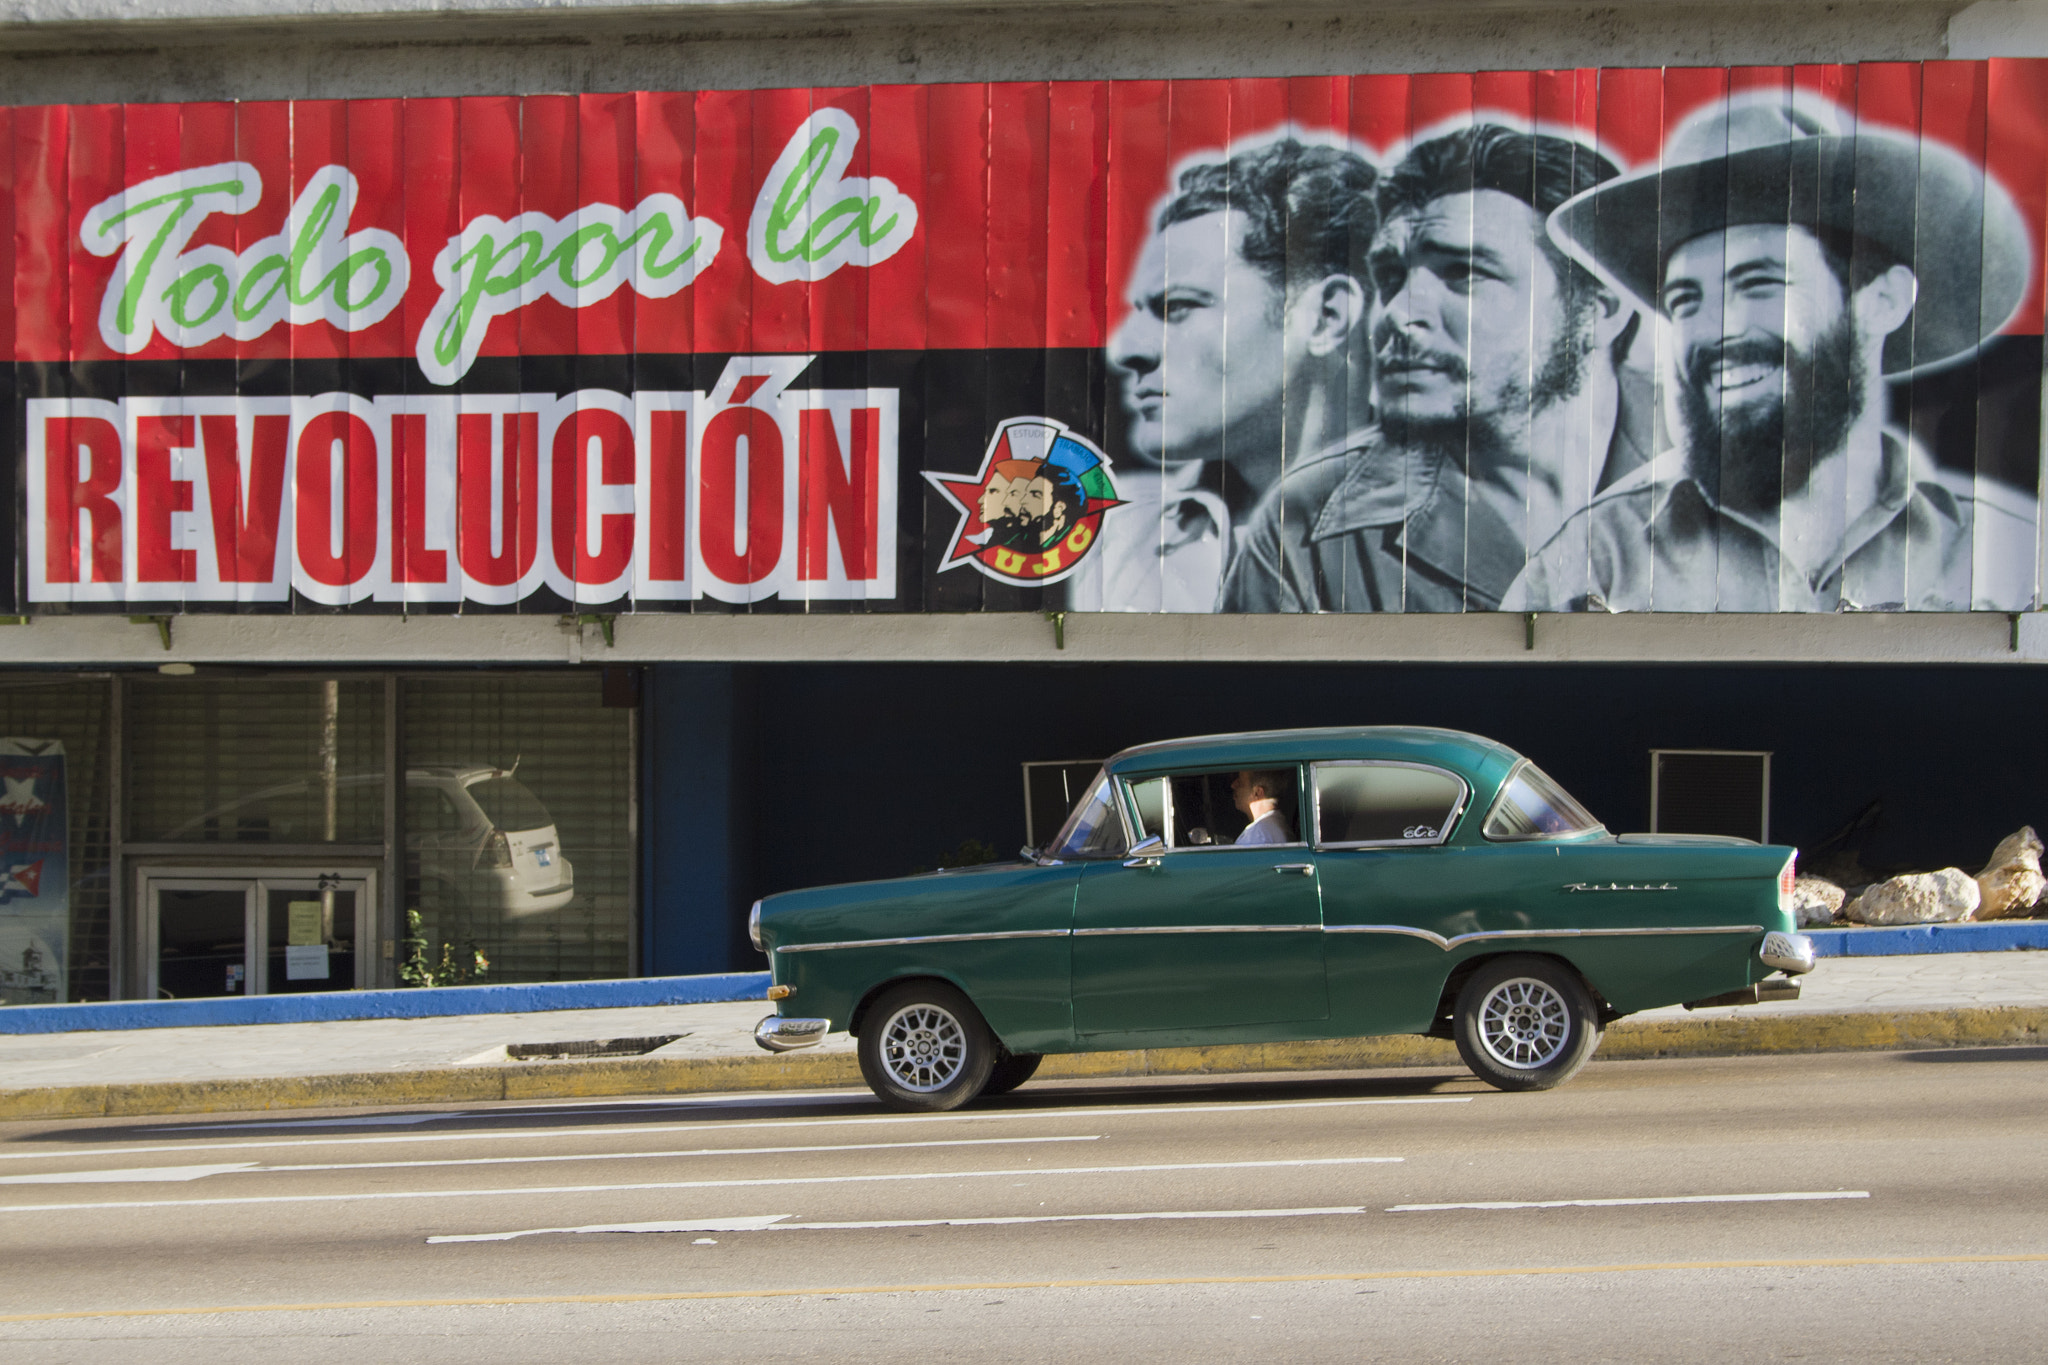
left=5, top=1070, right=1482, bottom=1144
left=1898, top=1046, right=2048, bottom=1064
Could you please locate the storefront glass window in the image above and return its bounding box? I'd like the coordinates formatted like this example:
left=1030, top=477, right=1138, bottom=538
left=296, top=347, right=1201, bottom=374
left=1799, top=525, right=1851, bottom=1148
left=0, top=678, right=114, bottom=1003
left=402, top=674, right=631, bottom=983
left=127, top=678, right=386, bottom=844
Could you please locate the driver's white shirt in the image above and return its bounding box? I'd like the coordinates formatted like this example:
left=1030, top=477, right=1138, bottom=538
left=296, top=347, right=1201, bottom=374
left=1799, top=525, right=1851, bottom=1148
left=1235, top=809, right=1292, bottom=846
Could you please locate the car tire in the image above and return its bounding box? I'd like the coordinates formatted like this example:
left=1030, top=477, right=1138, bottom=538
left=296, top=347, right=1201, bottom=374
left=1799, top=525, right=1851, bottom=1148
left=1452, top=955, right=1602, bottom=1092
left=978, top=1050, right=1043, bottom=1098
left=857, top=981, right=999, bottom=1112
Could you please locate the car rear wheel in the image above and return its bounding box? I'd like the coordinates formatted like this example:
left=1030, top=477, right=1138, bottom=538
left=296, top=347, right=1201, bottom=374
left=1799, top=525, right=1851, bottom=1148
left=978, top=1050, right=1043, bottom=1098
left=857, top=981, right=998, bottom=1112
left=1453, top=956, right=1601, bottom=1092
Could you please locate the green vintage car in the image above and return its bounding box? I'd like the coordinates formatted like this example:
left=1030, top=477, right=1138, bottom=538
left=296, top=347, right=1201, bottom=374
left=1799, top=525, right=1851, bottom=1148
left=751, top=727, right=1814, bottom=1109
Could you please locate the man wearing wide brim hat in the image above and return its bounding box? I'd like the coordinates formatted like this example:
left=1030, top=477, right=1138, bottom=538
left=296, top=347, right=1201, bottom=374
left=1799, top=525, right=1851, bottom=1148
left=1506, top=91, right=2036, bottom=613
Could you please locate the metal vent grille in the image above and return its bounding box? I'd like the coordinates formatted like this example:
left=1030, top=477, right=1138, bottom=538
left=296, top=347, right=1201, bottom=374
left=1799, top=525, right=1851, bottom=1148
left=1651, top=750, right=1771, bottom=842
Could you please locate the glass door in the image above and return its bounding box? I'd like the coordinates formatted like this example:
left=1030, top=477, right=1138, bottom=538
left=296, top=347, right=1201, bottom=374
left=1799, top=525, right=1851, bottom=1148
left=143, top=869, right=374, bottom=997
left=258, top=878, right=369, bottom=993
left=149, top=882, right=256, bottom=1000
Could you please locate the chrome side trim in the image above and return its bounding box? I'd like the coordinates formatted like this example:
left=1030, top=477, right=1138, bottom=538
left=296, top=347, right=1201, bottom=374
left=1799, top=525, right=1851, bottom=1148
left=1325, top=923, right=1766, bottom=951
left=776, top=928, right=1072, bottom=954
left=1564, top=882, right=1678, bottom=892
left=1072, top=924, right=1323, bottom=937
left=779, top=922, right=1766, bottom=954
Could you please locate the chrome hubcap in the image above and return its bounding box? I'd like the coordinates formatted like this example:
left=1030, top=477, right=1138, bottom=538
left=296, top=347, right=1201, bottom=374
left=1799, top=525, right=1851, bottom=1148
left=878, top=1003, right=967, bottom=1092
left=1476, top=978, right=1571, bottom=1070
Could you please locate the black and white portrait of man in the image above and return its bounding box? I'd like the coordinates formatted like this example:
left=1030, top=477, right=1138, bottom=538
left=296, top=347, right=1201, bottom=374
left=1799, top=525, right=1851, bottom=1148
left=1509, top=91, right=2035, bottom=612
left=1063, top=137, right=1377, bottom=612
left=1222, top=123, right=1642, bottom=613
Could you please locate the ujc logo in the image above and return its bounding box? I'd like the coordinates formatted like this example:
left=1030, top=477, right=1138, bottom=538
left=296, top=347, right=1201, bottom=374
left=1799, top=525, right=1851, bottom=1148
left=927, top=419, right=1123, bottom=586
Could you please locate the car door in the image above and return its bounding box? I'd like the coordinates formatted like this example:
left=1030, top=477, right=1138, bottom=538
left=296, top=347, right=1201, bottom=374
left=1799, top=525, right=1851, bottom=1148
left=1070, top=766, right=1328, bottom=1038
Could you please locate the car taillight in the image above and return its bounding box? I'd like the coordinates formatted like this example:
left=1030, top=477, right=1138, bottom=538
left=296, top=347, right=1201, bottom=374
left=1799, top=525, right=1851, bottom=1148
left=478, top=831, right=513, bottom=870
left=1778, top=854, right=1798, bottom=909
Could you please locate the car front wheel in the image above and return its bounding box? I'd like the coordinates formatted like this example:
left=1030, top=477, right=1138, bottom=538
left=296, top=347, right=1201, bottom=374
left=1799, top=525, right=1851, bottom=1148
left=1452, top=956, right=1602, bottom=1092
left=857, top=981, right=998, bottom=1112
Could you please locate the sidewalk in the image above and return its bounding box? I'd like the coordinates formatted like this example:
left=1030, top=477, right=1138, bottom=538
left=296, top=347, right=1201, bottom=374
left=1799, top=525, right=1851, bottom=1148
left=2, top=951, right=2044, bottom=1122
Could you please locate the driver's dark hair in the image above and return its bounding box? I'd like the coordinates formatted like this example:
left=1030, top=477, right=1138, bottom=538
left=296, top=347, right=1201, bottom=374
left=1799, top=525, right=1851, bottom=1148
left=1243, top=768, right=1293, bottom=801
left=1158, top=139, right=1379, bottom=296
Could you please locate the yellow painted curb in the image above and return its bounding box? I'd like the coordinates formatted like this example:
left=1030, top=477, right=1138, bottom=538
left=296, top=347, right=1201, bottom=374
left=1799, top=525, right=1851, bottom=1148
left=1, top=1006, right=2043, bottom=1123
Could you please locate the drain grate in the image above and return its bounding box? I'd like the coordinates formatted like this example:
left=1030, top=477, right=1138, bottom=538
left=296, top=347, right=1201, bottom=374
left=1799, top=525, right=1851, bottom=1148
left=506, top=1034, right=685, bottom=1061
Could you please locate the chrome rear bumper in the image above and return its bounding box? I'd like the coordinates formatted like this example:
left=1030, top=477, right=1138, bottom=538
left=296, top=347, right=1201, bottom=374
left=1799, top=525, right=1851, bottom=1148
left=755, top=1015, right=830, bottom=1052
left=1760, top=931, right=1816, bottom=975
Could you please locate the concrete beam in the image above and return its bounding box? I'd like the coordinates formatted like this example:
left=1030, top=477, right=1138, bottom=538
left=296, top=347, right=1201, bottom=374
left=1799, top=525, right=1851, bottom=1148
left=3, top=609, right=2047, bottom=667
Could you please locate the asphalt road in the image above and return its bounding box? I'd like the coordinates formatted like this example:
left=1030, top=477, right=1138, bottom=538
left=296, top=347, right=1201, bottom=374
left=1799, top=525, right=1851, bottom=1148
left=1, top=1048, right=2045, bottom=1363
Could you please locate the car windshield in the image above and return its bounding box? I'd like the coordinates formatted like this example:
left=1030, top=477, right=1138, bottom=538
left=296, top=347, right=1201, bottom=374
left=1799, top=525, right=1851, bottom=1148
left=1041, top=770, right=1128, bottom=860
left=466, top=775, right=554, bottom=833
left=1482, top=763, right=1604, bottom=841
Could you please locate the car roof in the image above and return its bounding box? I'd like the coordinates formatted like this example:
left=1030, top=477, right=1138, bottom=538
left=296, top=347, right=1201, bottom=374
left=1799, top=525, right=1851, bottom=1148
left=1104, top=726, right=1525, bottom=783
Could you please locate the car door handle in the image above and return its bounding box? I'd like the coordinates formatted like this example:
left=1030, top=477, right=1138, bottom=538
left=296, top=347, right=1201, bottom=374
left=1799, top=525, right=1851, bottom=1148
left=1272, top=863, right=1314, bottom=875
left=1123, top=856, right=1162, bottom=869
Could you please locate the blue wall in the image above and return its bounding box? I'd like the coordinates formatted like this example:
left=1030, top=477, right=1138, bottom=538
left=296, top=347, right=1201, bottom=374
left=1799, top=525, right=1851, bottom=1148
left=646, top=661, right=2048, bottom=973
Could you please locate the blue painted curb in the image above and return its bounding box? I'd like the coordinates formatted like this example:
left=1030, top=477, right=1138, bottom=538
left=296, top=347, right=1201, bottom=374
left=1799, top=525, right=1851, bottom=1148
left=1807, top=921, right=2048, bottom=957
left=0, top=972, right=773, bottom=1035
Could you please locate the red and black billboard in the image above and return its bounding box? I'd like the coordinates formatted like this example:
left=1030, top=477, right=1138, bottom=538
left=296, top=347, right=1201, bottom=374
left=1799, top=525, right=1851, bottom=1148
left=9, top=64, right=2047, bottom=615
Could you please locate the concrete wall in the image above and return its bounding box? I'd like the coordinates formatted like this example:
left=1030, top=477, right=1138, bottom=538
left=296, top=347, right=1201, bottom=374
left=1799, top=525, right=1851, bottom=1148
left=0, top=1, right=1967, bottom=105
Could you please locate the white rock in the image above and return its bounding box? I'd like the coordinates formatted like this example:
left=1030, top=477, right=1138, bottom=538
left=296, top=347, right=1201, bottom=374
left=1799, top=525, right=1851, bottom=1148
left=1843, top=868, right=1981, bottom=925
left=1789, top=876, right=1847, bottom=927
left=1974, top=826, right=2045, bottom=920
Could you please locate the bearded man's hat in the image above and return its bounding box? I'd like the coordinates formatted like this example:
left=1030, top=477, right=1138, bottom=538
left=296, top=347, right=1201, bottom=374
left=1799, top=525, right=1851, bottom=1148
left=1548, top=91, right=2032, bottom=375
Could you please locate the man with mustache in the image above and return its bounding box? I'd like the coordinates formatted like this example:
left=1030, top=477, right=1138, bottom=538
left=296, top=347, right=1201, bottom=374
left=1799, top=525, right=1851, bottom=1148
left=1507, top=94, right=2034, bottom=612
left=1221, top=124, right=1642, bottom=613
left=1064, top=137, right=1377, bottom=612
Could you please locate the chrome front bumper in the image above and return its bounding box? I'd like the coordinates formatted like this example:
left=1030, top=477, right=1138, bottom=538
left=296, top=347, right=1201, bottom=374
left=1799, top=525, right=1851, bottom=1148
left=1760, top=931, right=1816, bottom=975
left=755, top=1015, right=830, bottom=1052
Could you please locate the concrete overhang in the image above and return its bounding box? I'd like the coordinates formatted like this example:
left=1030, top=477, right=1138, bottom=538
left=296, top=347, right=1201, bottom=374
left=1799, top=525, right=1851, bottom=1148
left=0, top=0, right=1977, bottom=53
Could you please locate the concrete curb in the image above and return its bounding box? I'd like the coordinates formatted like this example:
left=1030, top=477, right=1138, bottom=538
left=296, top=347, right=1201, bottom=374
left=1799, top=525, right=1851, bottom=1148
left=4, top=1005, right=2044, bottom=1123
left=0, top=973, right=774, bottom=1034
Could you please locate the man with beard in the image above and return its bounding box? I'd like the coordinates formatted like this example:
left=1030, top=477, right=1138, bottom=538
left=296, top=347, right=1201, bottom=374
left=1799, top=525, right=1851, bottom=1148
left=1507, top=94, right=2033, bottom=612
left=1221, top=124, right=1643, bottom=613
left=1064, top=137, right=1377, bottom=612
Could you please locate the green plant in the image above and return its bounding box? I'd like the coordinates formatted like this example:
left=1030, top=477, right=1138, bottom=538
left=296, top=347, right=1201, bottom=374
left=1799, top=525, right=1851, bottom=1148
left=912, top=837, right=1002, bottom=875
left=399, top=907, right=490, bottom=988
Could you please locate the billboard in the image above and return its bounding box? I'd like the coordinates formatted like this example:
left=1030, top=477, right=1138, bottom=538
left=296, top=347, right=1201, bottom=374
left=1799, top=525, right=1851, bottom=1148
left=6, top=64, right=2047, bottom=615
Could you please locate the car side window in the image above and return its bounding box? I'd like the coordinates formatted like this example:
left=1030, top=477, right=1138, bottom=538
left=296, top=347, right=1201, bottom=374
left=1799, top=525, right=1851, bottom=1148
left=1121, top=768, right=1302, bottom=849
left=1312, top=762, right=1467, bottom=848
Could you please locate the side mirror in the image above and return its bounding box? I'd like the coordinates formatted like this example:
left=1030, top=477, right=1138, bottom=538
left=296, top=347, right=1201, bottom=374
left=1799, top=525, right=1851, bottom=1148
left=1124, top=834, right=1166, bottom=869
left=1019, top=844, right=1040, bottom=864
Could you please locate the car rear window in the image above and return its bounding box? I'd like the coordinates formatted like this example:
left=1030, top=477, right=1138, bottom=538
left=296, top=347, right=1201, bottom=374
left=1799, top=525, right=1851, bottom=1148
left=1482, top=763, right=1604, bottom=841
left=466, top=776, right=555, bottom=833
left=1312, top=762, right=1465, bottom=846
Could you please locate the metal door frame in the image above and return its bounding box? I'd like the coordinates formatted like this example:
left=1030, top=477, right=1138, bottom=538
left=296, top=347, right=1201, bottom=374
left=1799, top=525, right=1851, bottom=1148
left=138, top=865, right=378, bottom=998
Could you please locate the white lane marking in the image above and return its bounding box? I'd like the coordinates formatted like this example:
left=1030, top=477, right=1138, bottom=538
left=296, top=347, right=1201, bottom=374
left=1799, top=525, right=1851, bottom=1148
left=777, top=1205, right=1372, bottom=1232
left=0, top=1155, right=1404, bottom=1215
left=268, top=1135, right=1099, bottom=1174
left=427, top=1205, right=1372, bottom=1244
left=0, top=1137, right=1097, bottom=1186
left=9, top=1096, right=1470, bottom=1163
left=1388, top=1191, right=1872, bottom=1212
left=0, top=1163, right=259, bottom=1185
left=432, top=1215, right=795, bottom=1243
